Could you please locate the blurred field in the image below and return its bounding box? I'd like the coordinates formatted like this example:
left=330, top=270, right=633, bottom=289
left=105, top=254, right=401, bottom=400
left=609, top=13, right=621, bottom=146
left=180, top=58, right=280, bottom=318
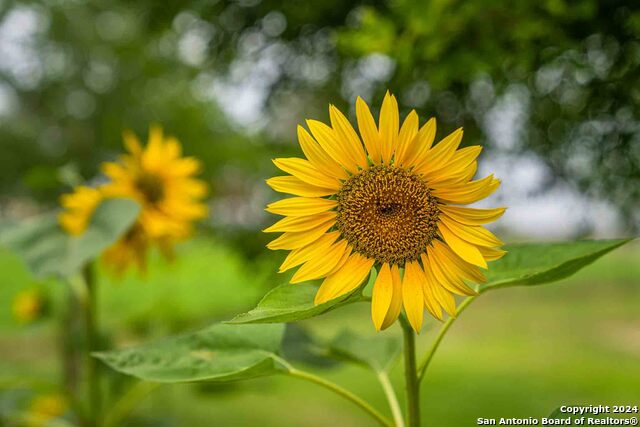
left=1, top=239, right=638, bottom=426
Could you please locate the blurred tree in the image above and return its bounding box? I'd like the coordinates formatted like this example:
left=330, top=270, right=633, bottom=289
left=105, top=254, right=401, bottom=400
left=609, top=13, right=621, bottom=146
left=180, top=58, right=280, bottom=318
left=0, top=0, right=638, bottom=232
left=208, top=0, right=640, bottom=230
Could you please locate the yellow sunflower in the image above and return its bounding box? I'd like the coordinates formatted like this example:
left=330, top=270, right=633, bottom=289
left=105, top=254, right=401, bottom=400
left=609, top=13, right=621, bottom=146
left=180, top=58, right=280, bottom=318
left=101, top=125, right=208, bottom=240
left=59, top=126, right=208, bottom=274
left=59, top=186, right=102, bottom=236
left=12, top=288, right=46, bottom=324
left=265, top=93, right=506, bottom=333
left=27, top=393, right=67, bottom=426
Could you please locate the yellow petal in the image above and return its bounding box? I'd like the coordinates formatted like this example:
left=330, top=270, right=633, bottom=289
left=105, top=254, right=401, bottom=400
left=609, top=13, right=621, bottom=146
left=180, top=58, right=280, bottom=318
left=402, top=118, right=436, bottom=168
left=307, top=119, right=359, bottom=174
left=478, top=246, right=507, bottom=261
left=415, top=128, right=463, bottom=174
left=421, top=264, right=444, bottom=320
left=264, top=211, right=337, bottom=233
left=379, top=92, right=400, bottom=164
left=273, top=158, right=341, bottom=190
left=421, top=145, right=481, bottom=182
left=437, top=221, right=487, bottom=268
left=431, top=175, right=500, bottom=204
left=430, top=276, right=457, bottom=317
left=402, top=261, right=425, bottom=333
left=380, top=264, right=403, bottom=330
left=297, top=126, right=349, bottom=180
left=424, top=249, right=476, bottom=296
left=356, top=96, right=382, bottom=164
left=327, top=244, right=353, bottom=275
left=314, top=253, right=374, bottom=304
left=371, top=263, right=393, bottom=331
left=438, top=205, right=506, bottom=226
left=431, top=239, right=487, bottom=284
left=122, top=130, right=142, bottom=156
left=329, top=105, right=369, bottom=170
left=142, top=125, right=165, bottom=168
left=266, top=176, right=336, bottom=198
left=279, top=232, right=340, bottom=272
left=101, top=162, right=130, bottom=182
left=266, top=197, right=337, bottom=217
left=163, top=137, right=182, bottom=160
left=393, top=110, right=419, bottom=166
left=290, top=239, right=349, bottom=283
left=432, top=161, right=479, bottom=187
left=267, top=219, right=334, bottom=250
left=439, top=215, right=503, bottom=247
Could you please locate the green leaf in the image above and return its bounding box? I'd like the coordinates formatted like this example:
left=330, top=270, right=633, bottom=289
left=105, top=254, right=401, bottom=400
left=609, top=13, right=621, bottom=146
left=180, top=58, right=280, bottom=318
left=95, top=323, right=287, bottom=383
left=0, top=198, right=140, bottom=278
left=328, top=330, right=400, bottom=373
left=482, top=239, right=632, bottom=292
left=228, top=271, right=375, bottom=324
left=281, top=324, right=338, bottom=368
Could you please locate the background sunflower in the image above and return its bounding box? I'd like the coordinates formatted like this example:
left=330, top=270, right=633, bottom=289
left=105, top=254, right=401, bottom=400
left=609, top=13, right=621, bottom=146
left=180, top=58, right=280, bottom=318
left=58, top=126, right=208, bottom=274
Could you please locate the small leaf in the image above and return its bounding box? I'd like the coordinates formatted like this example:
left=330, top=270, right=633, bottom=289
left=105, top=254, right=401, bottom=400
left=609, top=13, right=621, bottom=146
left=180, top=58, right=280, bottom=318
left=0, top=198, right=140, bottom=278
left=328, top=330, right=401, bottom=373
left=482, top=239, right=632, bottom=293
left=95, top=323, right=287, bottom=383
left=228, top=281, right=367, bottom=324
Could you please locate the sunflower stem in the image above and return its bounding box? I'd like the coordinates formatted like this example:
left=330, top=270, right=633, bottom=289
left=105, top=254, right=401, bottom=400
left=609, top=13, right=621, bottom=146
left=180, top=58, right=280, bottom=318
left=82, top=263, right=101, bottom=427
left=400, top=317, right=420, bottom=427
left=417, top=296, right=476, bottom=383
left=286, top=367, right=393, bottom=427
left=103, top=381, right=159, bottom=427
left=377, top=371, right=405, bottom=427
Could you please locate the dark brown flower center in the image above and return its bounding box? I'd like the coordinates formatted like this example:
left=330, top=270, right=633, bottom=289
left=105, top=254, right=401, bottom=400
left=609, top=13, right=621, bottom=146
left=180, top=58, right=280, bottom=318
left=135, top=173, right=164, bottom=204
left=335, top=165, right=440, bottom=265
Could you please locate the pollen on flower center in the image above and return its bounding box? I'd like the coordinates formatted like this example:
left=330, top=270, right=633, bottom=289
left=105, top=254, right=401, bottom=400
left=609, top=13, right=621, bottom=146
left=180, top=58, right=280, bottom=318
left=135, top=173, right=164, bottom=204
left=335, top=165, right=440, bottom=265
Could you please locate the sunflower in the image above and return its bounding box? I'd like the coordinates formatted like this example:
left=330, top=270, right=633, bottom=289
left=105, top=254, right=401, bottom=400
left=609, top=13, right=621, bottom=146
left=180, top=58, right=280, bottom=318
left=101, top=125, right=208, bottom=241
left=12, top=288, right=47, bottom=324
left=59, top=186, right=102, bottom=236
left=27, top=393, right=67, bottom=426
left=265, top=93, right=506, bottom=333
left=59, top=126, right=208, bottom=274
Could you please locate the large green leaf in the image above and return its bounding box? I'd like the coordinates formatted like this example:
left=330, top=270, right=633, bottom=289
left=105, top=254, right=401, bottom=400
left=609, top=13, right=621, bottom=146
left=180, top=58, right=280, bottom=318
left=328, top=330, right=400, bottom=373
left=481, top=239, right=632, bottom=292
left=228, top=272, right=374, bottom=324
left=0, top=198, right=140, bottom=278
left=95, top=323, right=287, bottom=383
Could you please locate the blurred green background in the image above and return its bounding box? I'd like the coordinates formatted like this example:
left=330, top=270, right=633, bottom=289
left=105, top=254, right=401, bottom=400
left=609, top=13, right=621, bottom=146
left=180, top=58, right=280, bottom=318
left=0, top=0, right=639, bottom=425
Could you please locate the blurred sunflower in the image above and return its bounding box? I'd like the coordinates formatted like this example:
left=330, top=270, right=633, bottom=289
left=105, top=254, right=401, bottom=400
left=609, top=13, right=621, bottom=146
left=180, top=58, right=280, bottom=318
left=59, top=126, right=208, bottom=274
left=27, top=393, right=67, bottom=426
left=12, top=288, right=48, bottom=324
left=265, top=93, right=505, bottom=333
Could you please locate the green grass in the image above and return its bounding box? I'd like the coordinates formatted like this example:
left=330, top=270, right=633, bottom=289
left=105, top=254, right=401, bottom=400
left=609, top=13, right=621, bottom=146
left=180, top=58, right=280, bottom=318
left=1, top=239, right=638, bottom=426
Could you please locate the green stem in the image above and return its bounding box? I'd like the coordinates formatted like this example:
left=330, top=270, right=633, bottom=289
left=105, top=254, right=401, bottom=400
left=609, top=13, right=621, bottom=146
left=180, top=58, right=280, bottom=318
left=287, top=367, right=393, bottom=427
left=82, top=264, right=100, bottom=427
left=376, top=371, right=405, bottom=427
left=60, top=283, right=80, bottom=397
left=417, top=296, right=476, bottom=383
left=103, top=381, right=159, bottom=427
left=400, top=317, right=420, bottom=427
